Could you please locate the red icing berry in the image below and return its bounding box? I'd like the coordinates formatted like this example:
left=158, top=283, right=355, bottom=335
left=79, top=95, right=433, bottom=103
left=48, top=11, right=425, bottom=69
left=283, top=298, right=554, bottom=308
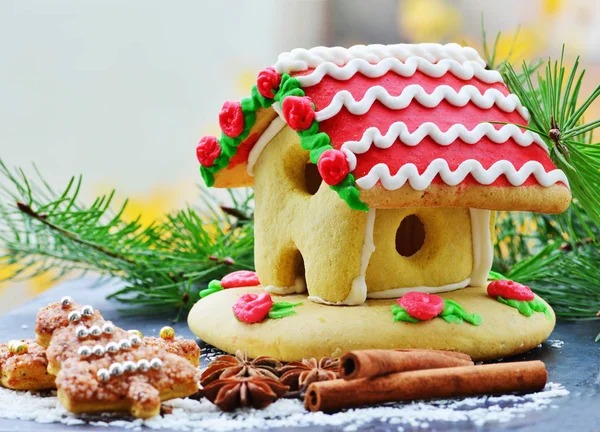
left=219, top=101, right=245, bottom=138
left=398, top=292, right=444, bottom=321
left=196, top=136, right=221, bottom=167
left=257, top=67, right=281, bottom=99
left=221, top=271, right=260, bottom=288
left=282, top=96, right=315, bottom=131
left=232, top=293, right=273, bottom=324
left=318, top=149, right=350, bottom=185
left=487, top=280, right=534, bottom=301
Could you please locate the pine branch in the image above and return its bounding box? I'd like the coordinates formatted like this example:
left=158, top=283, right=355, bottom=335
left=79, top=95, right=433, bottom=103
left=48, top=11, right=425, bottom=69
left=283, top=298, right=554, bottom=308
left=0, top=159, right=255, bottom=318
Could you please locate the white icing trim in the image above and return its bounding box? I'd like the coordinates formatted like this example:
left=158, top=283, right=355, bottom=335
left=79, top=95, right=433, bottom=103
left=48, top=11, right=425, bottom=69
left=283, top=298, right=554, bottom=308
left=469, top=209, right=494, bottom=287
left=367, top=278, right=471, bottom=299
left=308, top=208, right=376, bottom=306
left=297, top=57, right=503, bottom=87
left=355, top=159, right=570, bottom=191
left=247, top=117, right=286, bottom=176
left=264, top=277, right=306, bottom=295
left=274, top=43, right=485, bottom=74
left=315, top=85, right=530, bottom=122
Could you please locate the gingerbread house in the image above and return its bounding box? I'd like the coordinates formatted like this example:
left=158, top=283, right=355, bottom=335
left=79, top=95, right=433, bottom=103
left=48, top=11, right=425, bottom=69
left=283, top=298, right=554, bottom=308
left=195, top=43, right=570, bottom=306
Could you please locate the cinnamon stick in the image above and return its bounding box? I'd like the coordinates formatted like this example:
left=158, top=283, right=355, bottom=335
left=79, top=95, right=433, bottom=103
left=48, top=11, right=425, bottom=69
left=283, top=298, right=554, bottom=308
left=305, top=361, right=547, bottom=413
left=341, top=349, right=473, bottom=380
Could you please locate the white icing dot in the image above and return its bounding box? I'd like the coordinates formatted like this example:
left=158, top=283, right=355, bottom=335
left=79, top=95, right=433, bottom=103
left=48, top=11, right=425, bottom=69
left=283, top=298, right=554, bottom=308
left=109, top=363, right=124, bottom=376
left=105, top=342, right=119, bottom=354
left=75, top=325, right=89, bottom=338
left=60, top=296, right=73, bottom=308
left=102, top=322, right=115, bottom=334
left=137, top=359, right=150, bottom=372
left=122, top=361, right=137, bottom=373
left=67, top=311, right=81, bottom=322
left=150, top=358, right=162, bottom=370
left=118, top=339, right=131, bottom=351
left=92, top=344, right=105, bottom=356
left=77, top=346, right=92, bottom=358
left=80, top=305, right=94, bottom=317
left=96, top=368, right=110, bottom=382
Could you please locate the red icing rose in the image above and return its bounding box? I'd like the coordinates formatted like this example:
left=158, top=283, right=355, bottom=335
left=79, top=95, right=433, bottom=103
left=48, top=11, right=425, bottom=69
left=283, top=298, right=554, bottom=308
left=282, top=96, right=315, bottom=131
left=398, top=292, right=444, bottom=321
left=232, top=293, right=273, bottom=324
left=221, top=270, right=260, bottom=288
left=196, top=136, right=221, bottom=167
left=257, top=67, right=281, bottom=99
left=318, top=149, right=350, bottom=185
left=219, top=101, right=244, bottom=138
left=487, top=280, right=534, bottom=301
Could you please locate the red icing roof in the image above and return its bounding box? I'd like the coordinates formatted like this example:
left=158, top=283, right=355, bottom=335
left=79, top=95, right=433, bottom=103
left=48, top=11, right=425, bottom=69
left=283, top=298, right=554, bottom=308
left=295, top=69, right=563, bottom=189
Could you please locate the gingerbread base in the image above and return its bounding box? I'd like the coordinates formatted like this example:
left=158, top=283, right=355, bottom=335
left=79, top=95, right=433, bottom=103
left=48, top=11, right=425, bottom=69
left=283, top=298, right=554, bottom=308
left=187, top=286, right=555, bottom=361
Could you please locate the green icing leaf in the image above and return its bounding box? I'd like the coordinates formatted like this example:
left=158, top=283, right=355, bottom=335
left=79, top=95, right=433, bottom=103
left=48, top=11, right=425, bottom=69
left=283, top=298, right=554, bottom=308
left=269, top=308, right=297, bottom=319
left=199, top=280, right=223, bottom=298
left=496, top=296, right=551, bottom=320
left=267, top=301, right=302, bottom=319
left=241, top=96, right=258, bottom=113
left=251, top=85, right=272, bottom=109
left=441, top=300, right=482, bottom=326
left=199, top=167, right=215, bottom=187
left=390, top=304, right=420, bottom=323
left=276, top=74, right=303, bottom=101
left=270, top=301, right=303, bottom=310
left=331, top=175, right=369, bottom=212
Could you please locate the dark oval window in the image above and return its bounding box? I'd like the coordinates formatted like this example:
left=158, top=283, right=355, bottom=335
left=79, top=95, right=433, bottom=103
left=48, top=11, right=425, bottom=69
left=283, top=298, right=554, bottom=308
left=395, top=214, right=425, bottom=257
left=304, top=162, right=323, bottom=195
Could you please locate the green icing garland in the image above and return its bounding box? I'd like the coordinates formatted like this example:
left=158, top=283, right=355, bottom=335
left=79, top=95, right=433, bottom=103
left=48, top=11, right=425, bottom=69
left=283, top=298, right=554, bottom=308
left=496, top=296, right=553, bottom=320
left=199, top=74, right=368, bottom=211
left=199, top=280, right=223, bottom=298
left=391, top=299, right=483, bottom=326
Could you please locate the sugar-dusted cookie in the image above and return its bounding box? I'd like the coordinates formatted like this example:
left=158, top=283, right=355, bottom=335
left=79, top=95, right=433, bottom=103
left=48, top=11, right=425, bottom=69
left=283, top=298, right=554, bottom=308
left=143, top=328, right=200, bottom=367
left=0, top=339, right=55, bottom=390
left=56, top=346, right=199, bottom=418
left=35, top=297, right=200, bottom=418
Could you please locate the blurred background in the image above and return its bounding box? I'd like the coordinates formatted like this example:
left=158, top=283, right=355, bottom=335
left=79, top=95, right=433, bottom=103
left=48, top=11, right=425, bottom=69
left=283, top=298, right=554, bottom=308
left=1, top=0, right=599, bottom=311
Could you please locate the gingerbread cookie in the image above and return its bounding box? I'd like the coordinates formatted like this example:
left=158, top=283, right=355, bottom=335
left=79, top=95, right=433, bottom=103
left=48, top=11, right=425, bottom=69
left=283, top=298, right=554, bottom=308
left=35, top=297, right=200, bottom=418
left=0, top=339, right=55, bottom=390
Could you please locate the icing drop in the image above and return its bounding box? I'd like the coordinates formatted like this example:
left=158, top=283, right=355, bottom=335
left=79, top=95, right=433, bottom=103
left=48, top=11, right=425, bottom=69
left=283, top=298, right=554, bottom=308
left=264, top=277, right=307, bottom=295
left=367, top=278, right=471, bottom=299
left=469, top=209, right=494, bottom=287
left=355, top=159, right=570, bottom=191
left=297, top=57, right=502, bottom=87
left=247, top=116, right=287, bottom=176
left=315, top=85, right=530, bottom=122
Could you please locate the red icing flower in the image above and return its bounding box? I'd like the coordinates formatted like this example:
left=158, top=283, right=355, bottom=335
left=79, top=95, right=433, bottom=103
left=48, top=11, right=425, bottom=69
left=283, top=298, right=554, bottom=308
left=398, top=292, right=444, bottom=321
left=487, top=280, right=534, bottom=301
left=221, top=271, right=260, bottom=288
left=233, top=293, right=273, bottom=324
left=257, top=67, right=281, bottom=99
left=219, top=101, right=245, bottom=138
left=318, top=149, right=350, bottom=185
left=282, top=96, right=315, bottom=131
left=196, top=136, right=221, bottom=167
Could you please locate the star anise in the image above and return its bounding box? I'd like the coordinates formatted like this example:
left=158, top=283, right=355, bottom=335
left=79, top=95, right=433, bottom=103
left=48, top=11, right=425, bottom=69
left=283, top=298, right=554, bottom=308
left=279, top=357, right=340, bottom=393
left=200, top=350, right=281, bottom=387
left=203, top=376, right=288, bottom=412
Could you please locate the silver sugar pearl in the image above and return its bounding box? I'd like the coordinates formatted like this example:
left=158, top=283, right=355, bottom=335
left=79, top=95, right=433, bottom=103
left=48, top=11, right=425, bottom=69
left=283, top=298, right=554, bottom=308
left=78, top=346, right=92, bottom=358
left=136, top=359, right=150, bottom=372
left=97, top=368, right=110, bottom=382
left=89, top=325, right=102, bottom=337
left=105, top=342, right=119, bottom=354
left=92, top=344, right=105, bottom=356
left=68, top=311, right=81, bottom=322
left=128, top=335, right=142, bottom=347
left=118, top=339, right=131, bottom=351
left=150, top=357, right=163, bottom=370
left=81, top=305, right=94, bottom=317
left=75, top=325, right=89, bottom=339
left=109, top=362, right=124, bottom=376
left=60, top=296, right=73, bottom=308
left=122, top=361, right=137, bottom=373
left=102, top=322, right=115, bottom=335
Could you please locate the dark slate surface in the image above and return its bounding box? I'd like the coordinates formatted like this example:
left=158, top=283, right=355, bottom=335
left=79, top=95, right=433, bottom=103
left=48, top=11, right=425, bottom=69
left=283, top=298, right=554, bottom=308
left=0, top=279, right=599, bottom=431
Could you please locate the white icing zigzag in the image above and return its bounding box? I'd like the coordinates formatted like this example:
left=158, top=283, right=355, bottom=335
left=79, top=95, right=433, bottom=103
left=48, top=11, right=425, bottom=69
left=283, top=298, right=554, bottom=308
left=341, top=122, right=547, bottom=171
left=297, top=57, right=503, bottom=87
left=274, top=43, right=485, bottom=73
left=355, top=159, right=570, bottom=191
left=315, top=85, right=530, bottom=122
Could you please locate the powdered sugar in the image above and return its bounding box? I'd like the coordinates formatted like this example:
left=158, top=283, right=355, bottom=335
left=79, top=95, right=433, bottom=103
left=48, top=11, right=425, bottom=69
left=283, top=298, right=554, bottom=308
left=547, top=339, right=565, bottom=348
left=0, top=383, right=569, bottom=430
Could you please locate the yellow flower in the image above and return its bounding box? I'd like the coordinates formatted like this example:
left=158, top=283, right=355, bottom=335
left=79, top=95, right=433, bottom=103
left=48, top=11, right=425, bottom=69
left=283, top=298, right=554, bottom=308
left=398, top=0, right=462, bottom=42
